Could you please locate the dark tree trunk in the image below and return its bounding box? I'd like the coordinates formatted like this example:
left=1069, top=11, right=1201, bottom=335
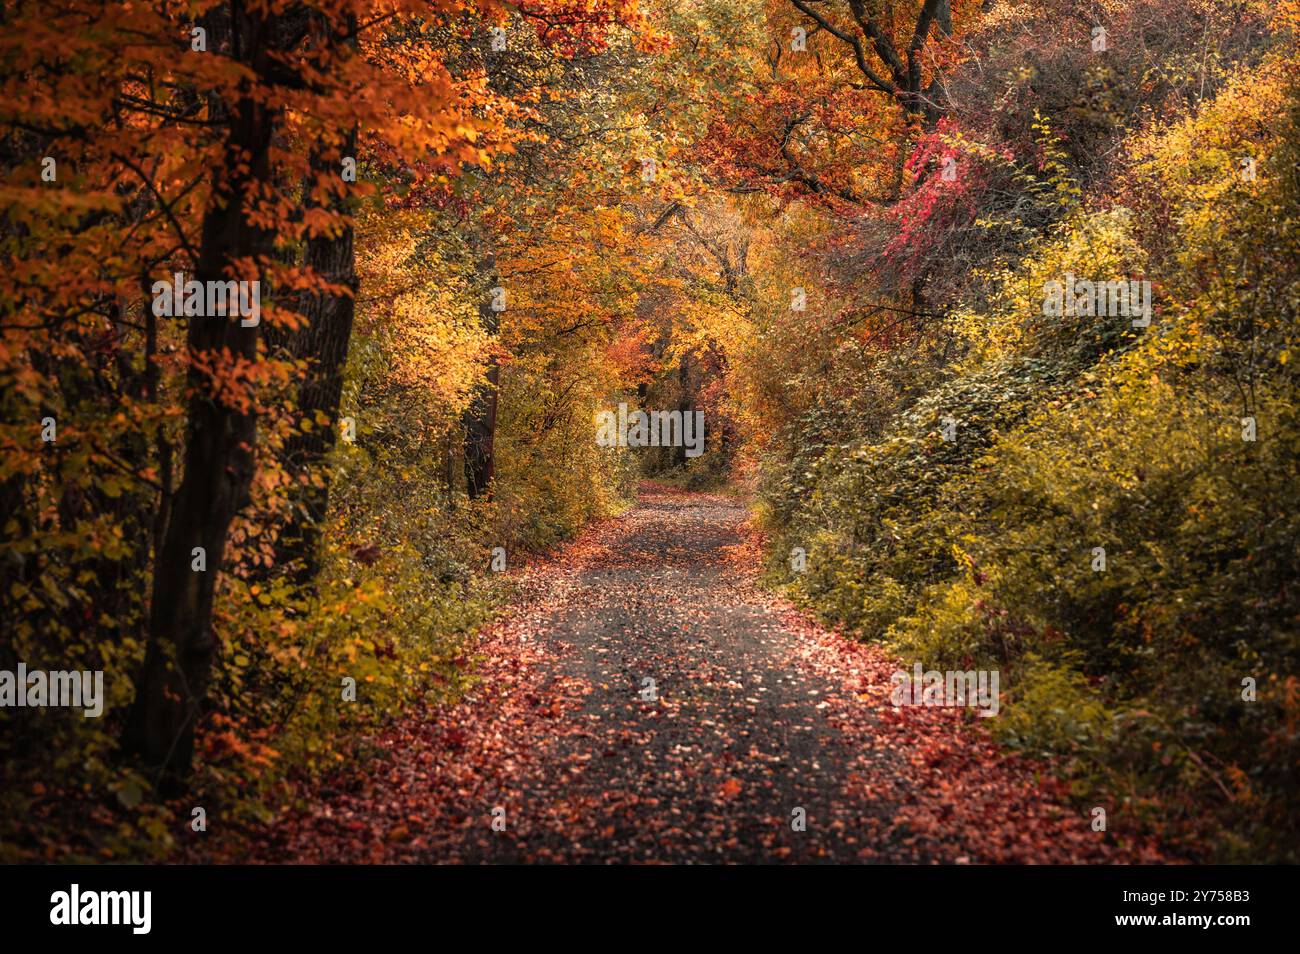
left=464, top=364, right=498, bottom=500
left=122, top=8, right=277, bottom=787
left=463, top=248, right=499, bottom=500
left=275, top=124, right=359, bottom=584
left=443, top=430, right=458, bottom=496
left=673, top=352, right=693, bottom=468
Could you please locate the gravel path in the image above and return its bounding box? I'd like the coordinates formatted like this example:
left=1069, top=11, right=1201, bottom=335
left=234, top=484, right=1161, bottom=863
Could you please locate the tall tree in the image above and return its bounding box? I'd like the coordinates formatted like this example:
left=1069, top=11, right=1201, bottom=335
left=123, top=5, right=295, bottom=782
left=463, top=241, right=500, bottom=500
left=121, top=0, right=527, bottom=782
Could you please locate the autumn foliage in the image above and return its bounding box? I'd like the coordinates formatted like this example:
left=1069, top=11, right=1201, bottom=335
left=2, top=0, right=1298, bottom=864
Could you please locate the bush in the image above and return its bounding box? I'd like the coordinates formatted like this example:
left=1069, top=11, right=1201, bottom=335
left=758, top=55, right=1300, bottom=860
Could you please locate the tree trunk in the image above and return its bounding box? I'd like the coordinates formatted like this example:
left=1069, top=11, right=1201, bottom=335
left=673, top=351, right=693, bottom=468
left=275, top=123, right=358, bottom=584
left=122, top=8, right=276, bottom=787
left=463, top=247, right=499, bottom=500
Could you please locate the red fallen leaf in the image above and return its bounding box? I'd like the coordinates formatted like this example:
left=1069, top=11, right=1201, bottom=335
left=442, top=728, right=468, bottom=751
left=718, top=777, right=743, bottom=799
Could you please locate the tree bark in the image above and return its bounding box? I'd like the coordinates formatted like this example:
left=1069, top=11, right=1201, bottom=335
left=673, top=351, right=693, bottom=468
left=275, top=122, right=358, bottom=584
left=463, top=247, right=499, bottom=500
left=122, top=7, right=277, bottom=787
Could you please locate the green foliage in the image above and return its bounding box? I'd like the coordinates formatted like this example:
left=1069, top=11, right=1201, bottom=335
left=991, top=654, right=1116, bottom=759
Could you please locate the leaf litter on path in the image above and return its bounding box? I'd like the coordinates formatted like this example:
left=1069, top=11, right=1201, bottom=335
left=205, top=484, right=1163, bottom=864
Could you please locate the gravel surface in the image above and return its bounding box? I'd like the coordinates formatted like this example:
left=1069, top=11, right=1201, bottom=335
left=231, top=484, right=1162, bottom=864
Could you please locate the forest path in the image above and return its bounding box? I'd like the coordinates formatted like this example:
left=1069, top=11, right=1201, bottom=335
left=243, top=484, right=1148, bottom=863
